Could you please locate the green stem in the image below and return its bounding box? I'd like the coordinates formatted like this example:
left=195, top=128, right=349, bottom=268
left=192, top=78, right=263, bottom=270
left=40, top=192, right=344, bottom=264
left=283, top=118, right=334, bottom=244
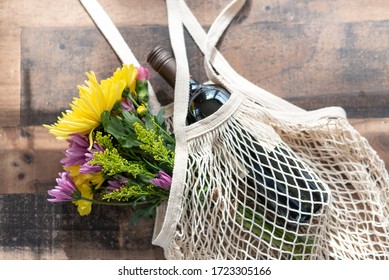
left=128, top=94, right=174, bottom=146
left=128, top=93, right=140, bottom=108
left=154, top=121, right=175, bottom=144
left=143, top=158, right=163, bottom=173
left=74, top=196, right=160, bottom=207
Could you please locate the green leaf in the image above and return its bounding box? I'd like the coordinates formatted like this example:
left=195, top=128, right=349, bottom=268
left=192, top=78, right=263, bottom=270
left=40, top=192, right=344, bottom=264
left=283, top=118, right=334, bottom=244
left=155, top=108, right=166, bottom=128
left=144, top=114, right=154, bottom=131
left=121, top=109, right=141, bottom=126
left=102, top=111, right=122, bottom=136
left=111, top=100, right=122, bottom=112
left=101, top=110, right=141, bottom=148
left=131, top=206, right=156, bottom=224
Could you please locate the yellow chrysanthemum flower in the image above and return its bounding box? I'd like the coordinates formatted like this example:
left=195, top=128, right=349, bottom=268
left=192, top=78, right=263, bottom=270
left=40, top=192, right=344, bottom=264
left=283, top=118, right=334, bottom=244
left=105, top=64, right=138, bottom=94
left=65, top=165, right=105, bottom=216
left=43, top=64, right=138, bottom=140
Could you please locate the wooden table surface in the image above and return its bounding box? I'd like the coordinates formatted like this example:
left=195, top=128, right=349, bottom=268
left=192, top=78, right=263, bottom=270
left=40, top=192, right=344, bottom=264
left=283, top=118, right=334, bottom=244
left=1, top=0, right=388, bottom=259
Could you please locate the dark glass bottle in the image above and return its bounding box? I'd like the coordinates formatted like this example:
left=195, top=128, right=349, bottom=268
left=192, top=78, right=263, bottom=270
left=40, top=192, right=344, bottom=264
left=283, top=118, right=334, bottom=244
left=147, top=46, right=328, bottom=226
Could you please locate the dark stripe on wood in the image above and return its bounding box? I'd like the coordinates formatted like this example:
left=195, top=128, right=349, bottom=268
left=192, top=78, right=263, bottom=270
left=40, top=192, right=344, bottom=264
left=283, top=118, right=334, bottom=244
left=0, top=193, right=164, bottom=259
left=287, top=91, right=389, bottom=118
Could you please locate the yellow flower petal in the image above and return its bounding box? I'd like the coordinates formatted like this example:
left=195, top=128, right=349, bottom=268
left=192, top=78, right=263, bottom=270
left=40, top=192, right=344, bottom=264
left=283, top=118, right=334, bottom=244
left=75, top=200, right=92, bottom=216
left=74, top=183, right=93, bottom=216
left=64, top=165, right=105, bottom=216
left=44, top=64, right=138, bottom=140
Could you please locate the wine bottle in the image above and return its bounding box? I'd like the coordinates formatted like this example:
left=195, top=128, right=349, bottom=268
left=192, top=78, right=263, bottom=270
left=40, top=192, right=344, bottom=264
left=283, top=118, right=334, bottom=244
left=147, top=46, right=328, bottom=226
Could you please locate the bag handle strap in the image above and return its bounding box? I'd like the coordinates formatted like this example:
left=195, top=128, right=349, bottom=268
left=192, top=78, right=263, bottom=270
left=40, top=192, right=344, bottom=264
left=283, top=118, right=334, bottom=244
left=80, top=0, right=139, bottom=66
left=79, top=0, right=160, bottom=113
left=203, top=0, right=246, bottom=83
left=179, top=0, right=346, bottom=119
left=151, top=0, right=191, bottom=248
left=178, top=0, right=305, bottom=113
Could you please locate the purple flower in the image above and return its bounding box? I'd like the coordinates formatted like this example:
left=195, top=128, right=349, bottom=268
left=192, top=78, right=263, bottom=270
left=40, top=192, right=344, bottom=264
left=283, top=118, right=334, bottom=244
left=48, top=171, right=78, bottom=202
left=80, top=143, right=105, bottom=174
left=60, top=133, right=105, bottom=174
left=60, top=134, right=89, bottom=167
left=136, top=66, right=150, bottom=81
left=150, top=171, right=172, bottom=190
left=120, top=97, right=135, bottom=111
left=79, top=163, right=102, bottom=174
left=106, top=177, right=128, bottom=193
left=86, top=142, right=105, bottom=161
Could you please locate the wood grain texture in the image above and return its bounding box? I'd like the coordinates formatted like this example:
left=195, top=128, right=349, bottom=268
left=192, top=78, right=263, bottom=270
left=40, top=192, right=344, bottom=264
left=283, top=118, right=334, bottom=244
left=0, top=194, right=164, bottom=260
left=20, top=22, right=389, bottom=125
left=0, top=28, right=20, bottom=127
left=0, top=126, right=66, bottom=194
left=220, top=20, right=389, bottom=110
left=1, top=0, right=389, bottom=259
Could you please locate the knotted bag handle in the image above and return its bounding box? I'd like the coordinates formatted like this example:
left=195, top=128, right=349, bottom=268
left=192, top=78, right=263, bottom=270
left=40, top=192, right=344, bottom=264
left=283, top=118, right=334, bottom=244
left=178, top=0, right=347, bottom=120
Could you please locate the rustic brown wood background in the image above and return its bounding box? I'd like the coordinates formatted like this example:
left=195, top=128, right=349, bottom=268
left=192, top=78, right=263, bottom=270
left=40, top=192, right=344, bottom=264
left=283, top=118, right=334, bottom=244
left=1, top=0, right=388, bottom=259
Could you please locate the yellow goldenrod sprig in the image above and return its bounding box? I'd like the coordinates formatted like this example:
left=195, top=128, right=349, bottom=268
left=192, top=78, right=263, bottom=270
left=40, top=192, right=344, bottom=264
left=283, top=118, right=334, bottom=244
left=133, top=122, right=175, bottom=168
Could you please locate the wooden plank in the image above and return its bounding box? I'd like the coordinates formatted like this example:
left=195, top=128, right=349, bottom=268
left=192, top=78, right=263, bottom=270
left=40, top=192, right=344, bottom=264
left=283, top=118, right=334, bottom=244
left=0, top=0, right=233, bottom=28
left=288, top=91, right=389, bottom=118
left=349, top=118, right=389, bottom=171
left=3, top=0, right=389, bottom=29
left=1, top=118, right=387, bottom=196
left=220, top=20, right=389, bottom=107
left=0, top=126, right=66, bottom=194
left=20, top=27, right=123, bottom=126
left=4, top=0, right=389, bottom=126
left=21, top=21, right=389, bottom=127
left=0, top=193, right=164, bottom=260
left=0, top=28, right=20, bottom=127
left=19, top=26, right=207, bottom=126
left=246, top=0, right=389, bottom=24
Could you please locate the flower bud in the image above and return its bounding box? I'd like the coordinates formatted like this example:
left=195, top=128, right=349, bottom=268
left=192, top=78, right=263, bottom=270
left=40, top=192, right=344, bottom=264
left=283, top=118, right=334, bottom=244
left=136, top=83, right=149, bottom=104
left=136, top=104, right=148, bottom=118
left=136, top=66, right=150, bottom=81
left=150, top=171, right=172, bottom=190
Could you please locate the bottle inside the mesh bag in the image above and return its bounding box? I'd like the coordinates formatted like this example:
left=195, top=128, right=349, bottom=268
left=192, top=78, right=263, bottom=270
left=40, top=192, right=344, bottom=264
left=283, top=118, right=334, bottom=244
left=147, top=46, right=328, bottom=225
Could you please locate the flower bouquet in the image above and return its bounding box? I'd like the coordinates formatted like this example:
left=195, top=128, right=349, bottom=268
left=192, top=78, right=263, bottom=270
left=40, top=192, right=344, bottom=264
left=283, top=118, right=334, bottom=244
left=44, top=64, right=174, bottom=223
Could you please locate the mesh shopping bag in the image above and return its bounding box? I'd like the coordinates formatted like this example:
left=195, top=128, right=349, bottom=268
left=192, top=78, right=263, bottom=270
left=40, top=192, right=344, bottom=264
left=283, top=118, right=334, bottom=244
left=81, top=0, right=389, bottom=259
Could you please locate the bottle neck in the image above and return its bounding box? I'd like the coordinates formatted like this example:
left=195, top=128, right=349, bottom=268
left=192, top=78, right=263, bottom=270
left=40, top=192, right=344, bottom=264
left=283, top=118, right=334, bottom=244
left=147, top=47, right=200, bottom=95
left=155, top=59, right=177, bottom=89
left=160, top=69, right=199, bottom=91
